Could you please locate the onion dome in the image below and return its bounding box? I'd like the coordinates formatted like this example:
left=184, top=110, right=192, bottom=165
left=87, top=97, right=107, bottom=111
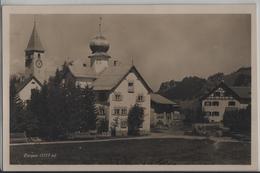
left=89, top=35, right=110, bottom=53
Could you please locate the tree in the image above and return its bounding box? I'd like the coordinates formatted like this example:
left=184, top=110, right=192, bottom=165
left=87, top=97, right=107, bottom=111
left=10, top=76, right=26, bottom=133
left=97, top=118, right=109, bottom=134
left=110, top=116, right=119, bottom=136
left=10, top=94, right=26, bottom=133
left=26, top=84, right=49, bottom=138
left=223, top=105, right=251, bottom=134
left=128, top=104, right=144, bottom=135
left=79, top=86, right=97, bottom=132
left=233, top=74, right=251, bottom=86
left=45, top=68, right=68, bottom=139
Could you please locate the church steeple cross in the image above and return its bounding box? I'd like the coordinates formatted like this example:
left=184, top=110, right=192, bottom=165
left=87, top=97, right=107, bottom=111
left=99, top=17, right=102, bottom=36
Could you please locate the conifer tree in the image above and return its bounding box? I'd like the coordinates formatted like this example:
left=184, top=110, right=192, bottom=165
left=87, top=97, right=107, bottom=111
left=128, top=104, right=144, bottom=135
left=10, top=76, right=26, bottom=133
left=47, top=69, right=67, bottom=139
left=79, top=86, right=97, bottom=132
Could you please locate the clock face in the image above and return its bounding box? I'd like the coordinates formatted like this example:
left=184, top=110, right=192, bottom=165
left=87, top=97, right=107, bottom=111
left=35, top=59, right=43, bottom=68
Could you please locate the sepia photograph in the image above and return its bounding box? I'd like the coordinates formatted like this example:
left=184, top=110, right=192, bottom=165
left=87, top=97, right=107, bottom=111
left=2, top=4, right=258, bottom=171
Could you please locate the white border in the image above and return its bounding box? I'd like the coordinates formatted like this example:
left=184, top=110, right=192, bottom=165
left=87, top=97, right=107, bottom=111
left=2, top=4, right=258, bottom=171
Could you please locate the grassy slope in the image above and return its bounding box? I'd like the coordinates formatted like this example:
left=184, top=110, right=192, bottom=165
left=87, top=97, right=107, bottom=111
left=10, top=138, right=250, bottom=165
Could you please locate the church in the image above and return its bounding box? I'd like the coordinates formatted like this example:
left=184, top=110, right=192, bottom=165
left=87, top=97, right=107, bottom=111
left=17, top=19, right=154, bottom=136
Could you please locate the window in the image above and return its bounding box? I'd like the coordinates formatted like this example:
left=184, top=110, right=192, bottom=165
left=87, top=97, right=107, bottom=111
left=113, top=107, right=127, bottom=116
left=113, top=108, right=121, bottom=115
left=139, top=122, right=143, bottom=128
left=214, top=92, right=220, bottom=97
left=121, top=120, right=127, bottom=128
left=98, top=107, right=105, bottom=115
left=121, top=108, right=127, bottom=115
left=212, top=112, right=219, bottom=116
left=38, top=53, right=41, bottom=58
left=166, top=113, right=171, bottom=120
left=113, top=92, right=122, bottom=101
left=228, top=101, right=236, bottom=106
left=96, top=60, right=101, bottom=64
left=136, top=94, right=145, bottom=102
left=113, top=60, right=118, bottom=66
left=83, top=63, right=87, bottom=67
left=212, top=101, right=219, bottom=106
left=204, top=101, right=211, bottom=106
left=31, top=81, right=35, bottom=84
left=128, top=81, right=134, bottom=93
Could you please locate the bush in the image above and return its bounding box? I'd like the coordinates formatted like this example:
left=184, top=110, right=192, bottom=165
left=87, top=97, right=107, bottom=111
left=128, top=104, right=144, bottom=136
left=223, top=105, right=251, bottom=134
left=97, top=118, right=109, bottom=133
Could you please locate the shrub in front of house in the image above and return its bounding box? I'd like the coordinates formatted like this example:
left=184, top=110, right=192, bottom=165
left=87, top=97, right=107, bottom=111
left=128, top=104, right=144, bottom=136
left=223, top=104, right=251, bottom=134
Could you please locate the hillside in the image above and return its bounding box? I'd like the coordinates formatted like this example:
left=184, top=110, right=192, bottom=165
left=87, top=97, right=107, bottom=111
left=158, top=67, right=251, bottom=102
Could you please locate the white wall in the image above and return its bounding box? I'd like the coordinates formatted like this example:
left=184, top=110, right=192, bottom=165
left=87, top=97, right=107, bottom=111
left=18, top=79, right=42, bottom=102
left=93, top=59, right=109, bottom=74
left=202, top=87, right=248, bottom=122
left=25, top=52, right=47, bottom=84
left=108, top=72, right=150, bottom=135
left=202, top=99, right=241, bottom=122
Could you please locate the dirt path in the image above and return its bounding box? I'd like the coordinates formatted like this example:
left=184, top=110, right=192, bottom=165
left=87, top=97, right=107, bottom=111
left=10, top=133, right=244, bottom=146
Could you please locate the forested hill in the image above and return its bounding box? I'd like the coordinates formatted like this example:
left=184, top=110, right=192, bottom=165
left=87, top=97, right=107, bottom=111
left=158, top=67, right=251, bottom=101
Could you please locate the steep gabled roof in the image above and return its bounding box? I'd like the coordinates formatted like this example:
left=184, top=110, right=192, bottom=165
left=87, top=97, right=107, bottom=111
left=200, top=82, right=251, bottom=101
left=93, top=65, right=130, bottom=90
left=25, top=23, right=44, bottom=52
left=16, top=76, right=43, bottom=93
left=93, top=65, right=153, bottom=93
left=68, top=58, right=97, bottom=79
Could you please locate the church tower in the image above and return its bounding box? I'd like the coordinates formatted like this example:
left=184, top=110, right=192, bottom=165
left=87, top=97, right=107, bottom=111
left=25, top=20, right=45, bottom=83
left=89, top=17, right=111, bottom=74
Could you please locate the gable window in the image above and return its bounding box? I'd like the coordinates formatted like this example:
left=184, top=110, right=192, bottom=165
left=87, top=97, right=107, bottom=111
left=128, top=81, right=134, bottom=93
left=31, top=81, right=35, bottom=84
left=136, top=94, right=145, bottom=102
left=228, top=101, right=236, bottom=106
left=204, top=101, right=211, bottom=106
left=113, top=92, right=122, bottom=101
left=214, top=92, right=221, bottom=97
left=212, top=101, right=219, bottom=106
left=212, top=111, right=219, bottom=116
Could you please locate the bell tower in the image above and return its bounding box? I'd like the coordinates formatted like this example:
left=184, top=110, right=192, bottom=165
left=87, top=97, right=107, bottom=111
left=25, top=19, right=45, bottom=83
left=89, top=17, right=111, bottom=74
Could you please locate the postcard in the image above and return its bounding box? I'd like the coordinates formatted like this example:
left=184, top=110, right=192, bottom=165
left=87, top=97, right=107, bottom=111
left=2, top=4, right=258, bottom=171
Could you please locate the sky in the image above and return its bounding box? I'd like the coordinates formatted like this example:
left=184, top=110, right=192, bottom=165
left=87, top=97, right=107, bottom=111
left=10, top=14, right=251, bottom=91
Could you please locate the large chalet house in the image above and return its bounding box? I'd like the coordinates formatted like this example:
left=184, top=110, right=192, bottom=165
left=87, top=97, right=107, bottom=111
left=16, top=20, right=158, bottom=136
left=201, top=82, right=251, bottom=123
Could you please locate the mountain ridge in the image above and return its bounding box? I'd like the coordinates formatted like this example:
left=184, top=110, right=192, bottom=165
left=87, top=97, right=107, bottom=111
left=158, top=66, right=251, bottom=102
